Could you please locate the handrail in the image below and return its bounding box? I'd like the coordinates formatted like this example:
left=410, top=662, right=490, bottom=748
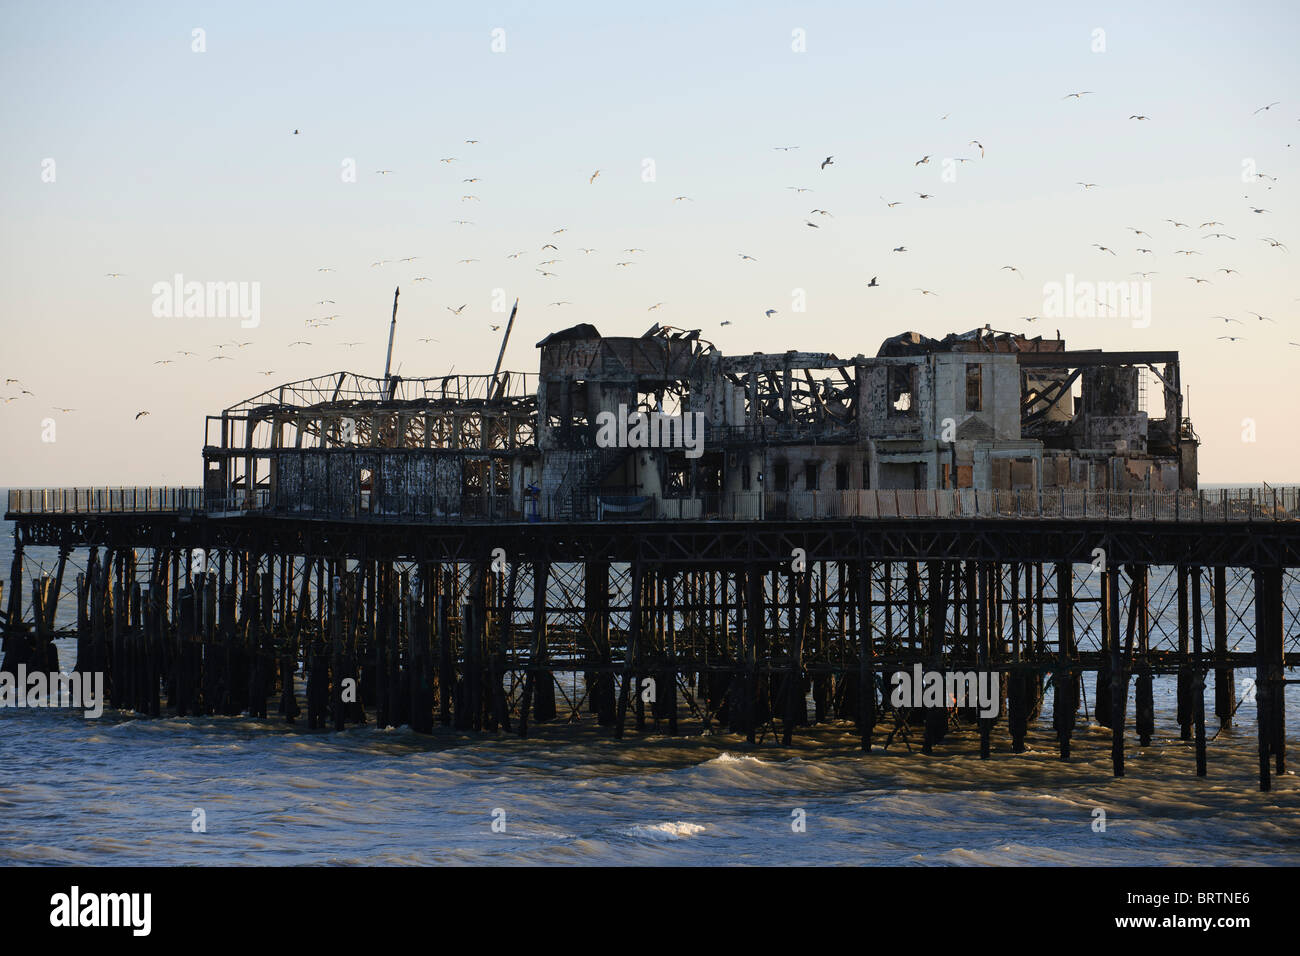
left=6, top=485, right=1298, bottom=523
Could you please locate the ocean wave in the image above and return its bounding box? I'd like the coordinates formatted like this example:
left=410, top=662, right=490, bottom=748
left=626, top=821, right=707, bottom=841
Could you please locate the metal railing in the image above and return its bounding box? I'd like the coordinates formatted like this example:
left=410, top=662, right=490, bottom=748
left=7, top=485, right=1298, bottom=523
left=6, top=487, right=205, bottom=515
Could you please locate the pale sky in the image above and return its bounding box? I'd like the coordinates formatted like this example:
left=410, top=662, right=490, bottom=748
left=1, top=0, right=1296, bottom=486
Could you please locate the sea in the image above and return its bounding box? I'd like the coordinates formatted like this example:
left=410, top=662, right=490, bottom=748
left=2, top=494, right=1297, bottom=866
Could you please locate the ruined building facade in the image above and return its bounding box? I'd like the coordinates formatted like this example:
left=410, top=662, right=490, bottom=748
left=201, top=325, right=1198, bottom=520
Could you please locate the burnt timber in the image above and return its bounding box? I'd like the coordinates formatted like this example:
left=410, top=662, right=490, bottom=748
left=3, top=325, right=1296, bottom=791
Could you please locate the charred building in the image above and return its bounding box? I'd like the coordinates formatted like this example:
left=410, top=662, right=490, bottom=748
left=201, top=324, right=1198, bottom=520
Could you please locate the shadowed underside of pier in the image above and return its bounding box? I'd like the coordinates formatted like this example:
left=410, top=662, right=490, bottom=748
left=3, top=511, right=1297, bottom=791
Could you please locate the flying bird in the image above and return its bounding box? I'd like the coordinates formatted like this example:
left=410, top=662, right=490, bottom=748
left=867, top=276, right=878, bottom=287
left=1129, top=115, right=1150, bottom=121
left=447, top=305, right=467, bottom=315
left=1253, top=102, right=1280, bottom=114
left=134, top=411, right=150, bottom=420
left=1063, top=91, right=1095, bottom=99
left=914, top=156, right=930, bottom=166
left=589, top=170, right=600, bottom=183
left=738, top=253, right=757, bottom=261
left=820, top=155, right=834, bottom=169
left=969, top=141, right=984, bottom=157
left=765, top=309, right=777, bottom=317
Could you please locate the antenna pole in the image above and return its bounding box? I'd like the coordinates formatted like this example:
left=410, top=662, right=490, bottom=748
left=382, top=286, right=400, bottom=398
left=490, top=298, right=519, bottom=399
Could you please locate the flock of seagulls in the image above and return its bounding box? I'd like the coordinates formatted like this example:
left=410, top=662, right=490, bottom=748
left=6, top=90, right=1295, bottom=433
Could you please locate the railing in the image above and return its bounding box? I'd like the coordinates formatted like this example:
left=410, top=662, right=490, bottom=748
left=6, top=487, right=205, bottom=515
left=7, top=485, right=1298, bottom=523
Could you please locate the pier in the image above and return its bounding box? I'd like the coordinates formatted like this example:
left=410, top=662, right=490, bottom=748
left=3, top=324, right=1297, bottom=791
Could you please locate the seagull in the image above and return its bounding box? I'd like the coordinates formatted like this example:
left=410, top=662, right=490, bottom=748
left=578, top=248, right=598, bottom=254
left=447, top=304, right=467, bottom=315
left=589, top=170, right=600, bottom=184
left=810, top=209, right=833, bottom=217
left=506, top=251, right=526, bottom=259
left=549, top=301, right=572, bottom=307
left=881, top=197, right=902, bottom=207
left=314, top=299, right=336, bottom=305
left=341, top=341, right=364, bottom=348
left=176, top=351, right=196, bottom=357
left=1217, top=335, right=1246, bottom=342
left=720, top=320, right=732, bottom=326
left=1254, top=102, right=1280, bottom=114
left=4, top=378, right=23, bottom=386
left=153, top=359, right=174, bottom=366
left=452, top=220, right=474, bottom=226
left=462, top=178, right=480, bottom=183
left=1200, top=221, right=1224, bottom=228
left=1092, top=244, right=1117, bottom=255
left=1216, top=316, right=1242, bottom=324
left=538, top=259, right=561, bottom=266
left=490, top=324, right=502, bottom=331
left=288, top=341, right=311, bottom=347
left=1126, top=226, right=1151, bottom=237
left=1217, top=268, right=1239, bottom=275
left=317, top=267, right=335, bottom=272
left=292, top=129, right=299, bottom=135
left=1203, top=233, right=1235, bottom=240
left=104, top=272, right=125, bottom=278
left=623, top=248, right=644, bottom=253
left=892, top=246, right=907, bottom=253
left=208, top=355, right=233, bottom=361
left=914, top=156, right=930, bottom=166
left=765, top=309, right=777, bottom=317
left=458, top=259, right=479, bottom=264
left=1261, top=237, right=1288, bottom=249
left=52, top=406, right=76, bottom=413
left=542, top=244, right=558, bottom=251
left=1248, top=311, right=1274, bottom=322
left=805, top=221, right=820, bottom=228
left=134, top=411, right=150, bottom=420
left=1132, top=272, right=1158, bottom=278
left=257, top=370, right=277, bottom=376
left=1129, top=115, right=1150, bottom=121
left=537, top=270, right=558, bottom=277
left=1077, top=182, right=1100, bottom=189
left=374, top=169, right=393, bottom=175
left=553, top=228, right=568, bottom=235
left=648, top=303, right=664, bottom=311
left=969, top=141, right=984, bottom=157
left=787, top=186, right=812, bottom=193
left=615, top=261, right=633, bottom=267
left=1136, top=248, right=1154, bottom=254
left=413, top=276, right=431, bottom=282
left=465, top=139, right=479, bottom=144
left=1001, top=266, right=1023, bottom=278
left=1250, top=207, right=1270, bottom=214
left=867, top=276, right=879, bottom=287
left=1186, top=276, right=1212, bottom=284
left=417, top=337, right=440, bottom=344
left=820, top=155, right=834, bottom=169
left=773, top=146, right=800, bottom=151
left=1063, top=91, right=1095, bottom=99
left=440, top=157, right=457, bottom=164
left=914, top=288, right=938, bottom=296
left=739, top=253, right=758, bottom=261
left=916, top=192, right=933, bottom=199
left=673, top=196, right=693, bottom=202
left=1174, top=249, right=1201, bottom=255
